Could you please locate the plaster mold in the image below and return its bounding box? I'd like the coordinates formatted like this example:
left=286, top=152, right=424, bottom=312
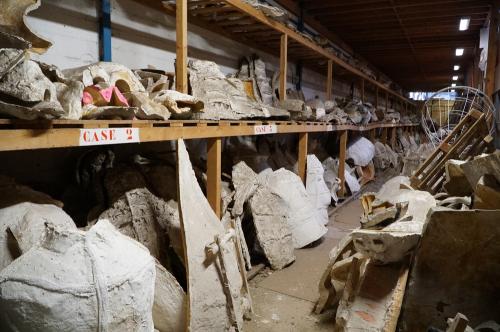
left=177, top=139, right=251, bottom=331
left=0, top=0, right=52, bottom=53
left=0, top=220, right=156, bottom=332
left=267, top=168, right=327, bottom=248
left=0, top=202, right=76, bottom=271
left=306, top=154, right=332, bottom=226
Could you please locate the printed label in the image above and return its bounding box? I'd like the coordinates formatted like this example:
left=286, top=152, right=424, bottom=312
left=326, top=124, right=334, bottom=132
left=79, top=127, right=140, bottom=146
left=254, top=124, right=278, bottom=135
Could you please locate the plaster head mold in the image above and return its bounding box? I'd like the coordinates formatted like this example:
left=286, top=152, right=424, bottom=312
left=0, top=202, right=76, bottom=272
left=177, top=139, right=251, bottom=331
left=267, top=168, right=327, bottom=248
left=0, top=220, right=156, bottom=332
left=306, top=154, right=332, bottom=226
left=0, top=0, right=52, bottom=53
left=151, top=89, right=203, bottom=119
left=63, top=62, right=146, bottom=93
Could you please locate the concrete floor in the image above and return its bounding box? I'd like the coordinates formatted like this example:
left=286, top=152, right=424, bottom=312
left=244, top=169, right=398, bottom=331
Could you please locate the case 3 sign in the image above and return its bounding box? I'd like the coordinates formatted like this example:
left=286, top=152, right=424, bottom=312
left=79, top=128, right=140, bottom=146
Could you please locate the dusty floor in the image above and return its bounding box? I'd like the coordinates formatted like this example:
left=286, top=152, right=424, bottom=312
left=244, top=169, right=398, bottom=331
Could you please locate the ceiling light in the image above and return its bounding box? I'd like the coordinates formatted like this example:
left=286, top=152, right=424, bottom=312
left=451, top=89, right=456, bottom=93
left=452, top=75, right=458, bottom=80
left=454, top=65, right=460, bottom=71
left=459, top=17, right=470, bottom=31
left=451, top=83, right=457, bottom=87
left=456, top=48, right=464, bottom=56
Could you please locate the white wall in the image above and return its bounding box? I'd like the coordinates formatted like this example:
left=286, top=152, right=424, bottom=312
left=26, top=0, right=354, bottom=100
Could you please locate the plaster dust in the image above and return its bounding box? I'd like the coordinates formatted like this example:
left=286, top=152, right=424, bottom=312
left=244, top=169, right=397, bottom=331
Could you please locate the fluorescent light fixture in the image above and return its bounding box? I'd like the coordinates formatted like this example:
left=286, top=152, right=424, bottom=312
left=451, top=83, right=457, bottom=87
left=459, top=17, right=470, bottom=31
left=454, top=65, right=460, bottom=71
left=452, top=75, right=458, bottom=80
left=456, top=48, right=464, bottom=56
left=451, top=89, right=456, bottom=93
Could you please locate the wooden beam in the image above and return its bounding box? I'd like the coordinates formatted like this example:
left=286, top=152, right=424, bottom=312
left=175, top=0, right=188, bottom=93
left=298, top=132, right=308, bottom=183
left=280, top=34, right=288, bottom=101
left=485, top=3, right=499, bottom=97
left=381, top=127, right=388, bottom=145
left=360, top=78, right=365, bottom=102
left=369, top=129, right=376, bottom=143
left=207, top=137, right=222, bottom=219
left=338, top=130, right=348, bottom=197
left=390, top=127, right=397, bottom=149
left=326, top=59, right=333, bottom=100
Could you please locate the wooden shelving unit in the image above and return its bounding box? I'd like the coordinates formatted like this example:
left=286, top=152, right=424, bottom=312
left=0, top=0, right=422, bottom=217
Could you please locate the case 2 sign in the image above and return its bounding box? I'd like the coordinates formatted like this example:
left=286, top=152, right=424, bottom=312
left=79, top=128, right=140, bottom=146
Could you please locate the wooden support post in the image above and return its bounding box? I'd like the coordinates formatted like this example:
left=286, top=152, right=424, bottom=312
left=207, top=137, right=222, bottom=219
left=485, top=3, right=499, bottom=97
left=390, top=127, right=397, bottom=149
left=280, top=34, right=288, bottom=101
left=369, top=129, right=376, bottom=143
left=360, top=78, right=365, bottom=102
left=326, top=59, right=333, bottom=100
left=298, top=132, right=308, bottom=183
left=381, top=127, right=388, bottom=145
left=385, top=92, right=389, bottom=112
left=338, top=130, right=348, bottom=197
left=175, top=0, right=188, bottom=93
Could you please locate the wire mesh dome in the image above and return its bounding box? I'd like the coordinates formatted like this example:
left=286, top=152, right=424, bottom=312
left=421, top=86, right=496, bottom=147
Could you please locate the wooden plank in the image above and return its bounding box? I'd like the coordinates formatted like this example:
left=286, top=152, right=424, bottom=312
left=0, top=121, right=418, bottom=152
left=207, top=137, right=222, bottom=219
left=338, top=130, right=348, bottom=197
left=297, top=132, right=308, bottom=183
left=176, top=0, right=188, bottom=93
left=280, top=34, right=288, bottom=102
left=326, top=59, right=333, bottom=100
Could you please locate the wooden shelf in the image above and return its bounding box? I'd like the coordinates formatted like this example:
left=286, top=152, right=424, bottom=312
left=0, top=119, right=418, bottom=152
left=175, top=0, right=415, bottom=107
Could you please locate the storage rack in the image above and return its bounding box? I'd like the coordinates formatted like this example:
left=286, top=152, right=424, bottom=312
left=0, top=0, right=421, bottom=219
